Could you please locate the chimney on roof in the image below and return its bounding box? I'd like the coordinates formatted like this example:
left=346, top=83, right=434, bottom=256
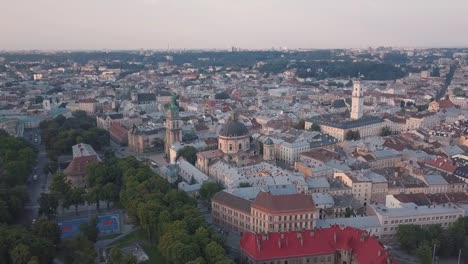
left=310, top=230, right=315, bottom=237
left=297, top=231, right=303, bottom=247
left=378, top=250, right=382, bottom=257
left=278, top=238, right=281, bottom=249
left=360, top=232, right=366, bottom=242
left=334, top=232, right=337, bottom=243
left=256, top=237, right=261, bottom=251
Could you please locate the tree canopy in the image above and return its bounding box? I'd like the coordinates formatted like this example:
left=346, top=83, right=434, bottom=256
left=176, top=146, right=198, bottom=165
left=345, top=130, right=361, bottom=141
left=0, top=133, right=36, bottom=224
left=380, top=126, right=392, bottom=137
left=116, top=156, right=231, bottom=263
left=40, top=111, right=109, bottom=164
left=397, top=218, right=468, bottom=263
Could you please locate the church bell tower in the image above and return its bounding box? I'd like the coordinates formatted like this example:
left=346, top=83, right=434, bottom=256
left=165, top=96, right=182, bottom=158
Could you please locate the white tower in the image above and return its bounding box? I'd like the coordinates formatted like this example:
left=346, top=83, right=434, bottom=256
left=350, top=81, right=364, bottom=120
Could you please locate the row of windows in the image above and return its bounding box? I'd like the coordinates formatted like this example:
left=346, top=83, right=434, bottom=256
left=385, top=214, right=460, bottom=225
left=244, top=255, right=333, bottom=264
left=253, top=211, right=313, bottom=221
left=219, top=142, right=248, bottom=151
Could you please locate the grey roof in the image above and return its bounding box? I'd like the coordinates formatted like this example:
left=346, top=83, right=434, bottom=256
left=455, top=165, right=468, bottom=179
left=373, top=149, right=400, bottom=159
left=219, top=119, right=249, bottom=137
left=311, top=193, right=334, bottom=205
left=316, top=216, right=381, bottom=230
left=425, top=174, right=448, bottom=185
left=332, top=99, right=347, bottom=109
left=108, top=113, right=123, bottom=119
left=267, top=184, right=298, bottom=195
left=137, top=93, right=156, bottom=102
left=443, top=145, right=465, bottom=156
left=264, top=137, right=274, bottom=145
left=309, top=134, right=338, bottom=148
left=306, top=177, right=330, bottom=188
left=308, top=114, right=384, bottom=129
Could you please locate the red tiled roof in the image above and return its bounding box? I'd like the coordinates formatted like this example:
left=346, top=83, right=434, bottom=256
left=197, top=149, right=224, bottom=159
left=240, top=226, right=394, bottom=263
left=393, top=193, right=431, bottom=206
left=212, top=191, right=251, bottom=214
left=204, top=137, right=218, bottom=146
left=110, top=123, right=128, bottom=142
left=301, top=148, right=338, bottom=163
left=426, top=156, right=458, bottom=174
left=63, top=155, right=99, bottom=177
left=438, top=99, right=455, bottom=109
left=252, top=192, right=316, bottom=214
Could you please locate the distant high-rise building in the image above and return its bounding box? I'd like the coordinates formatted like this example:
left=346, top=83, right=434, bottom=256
left=350, top=81, right=364, bottom=120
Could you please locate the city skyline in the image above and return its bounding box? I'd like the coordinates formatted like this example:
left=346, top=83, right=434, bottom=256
left=2, top=0, right=468, bottom=50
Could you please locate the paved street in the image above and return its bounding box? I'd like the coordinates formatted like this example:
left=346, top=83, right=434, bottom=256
left=19, top=128, right=51, bottom=226
left=198, top=201, right=240, bottom=260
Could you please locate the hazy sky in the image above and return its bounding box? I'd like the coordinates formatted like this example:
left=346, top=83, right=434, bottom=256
left=1, top=0, right=468, bottom=50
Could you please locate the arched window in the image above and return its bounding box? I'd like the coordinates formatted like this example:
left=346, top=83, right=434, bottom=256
left=229, top=144, right=232, bottom=151
left=239, top=143, right=242, bottom=150
left=219, top=143, right=222, bottom=149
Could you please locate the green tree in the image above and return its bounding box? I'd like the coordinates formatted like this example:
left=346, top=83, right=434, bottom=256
left=416, top=242, right=433, bottom=264
left=293, top=119, right=305, bottom=130
left=27, top=257, right=39, bottom=264
left=345, top=130, right=360, bottom=141
left=397, top=224, right=424, bottom=251
left=108, top=247, right=137, bottom=264
left=32, top=218, right=61, bottom=245
left=176, top=146, right=198, bottom=165
left=80, top=216, right=99, bottom=243
left=195, top=227, right=211, bottom=248
left=86, top=185, right=102, bottom=211
left=50, top=172, right=72, bottom=200
left=62, top=235, right=96, bottom=264
left=309, top=123, right=321, bottom=132
left=34, top=96, right=44, bottom=104
left=11, top=244, right=31, bottom=264
left=102, top=182, right=119, bottom=209
left=186, top=257, right=207, bottom=264
left=64, top=187, right=86, bottom=215
left=205, top=241, right=226, bottom=264
left=199, top=182, right=223, bottom=201
left=380, top=126, right=392, bottom=136
left=38, top=193, right=59, bottom=218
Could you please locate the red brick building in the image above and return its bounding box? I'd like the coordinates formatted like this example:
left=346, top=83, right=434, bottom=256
left=240, top=225, right=394, bottom=264
left=63, top=143, right=101, bottom=188
left=110, top=122, right=128, bottom=146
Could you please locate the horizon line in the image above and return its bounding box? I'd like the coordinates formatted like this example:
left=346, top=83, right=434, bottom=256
left=1, top=45, right=468, bottom=53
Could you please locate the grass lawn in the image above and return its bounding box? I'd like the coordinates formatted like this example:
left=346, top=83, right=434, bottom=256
left=109, top=229, right=167, bottom=264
